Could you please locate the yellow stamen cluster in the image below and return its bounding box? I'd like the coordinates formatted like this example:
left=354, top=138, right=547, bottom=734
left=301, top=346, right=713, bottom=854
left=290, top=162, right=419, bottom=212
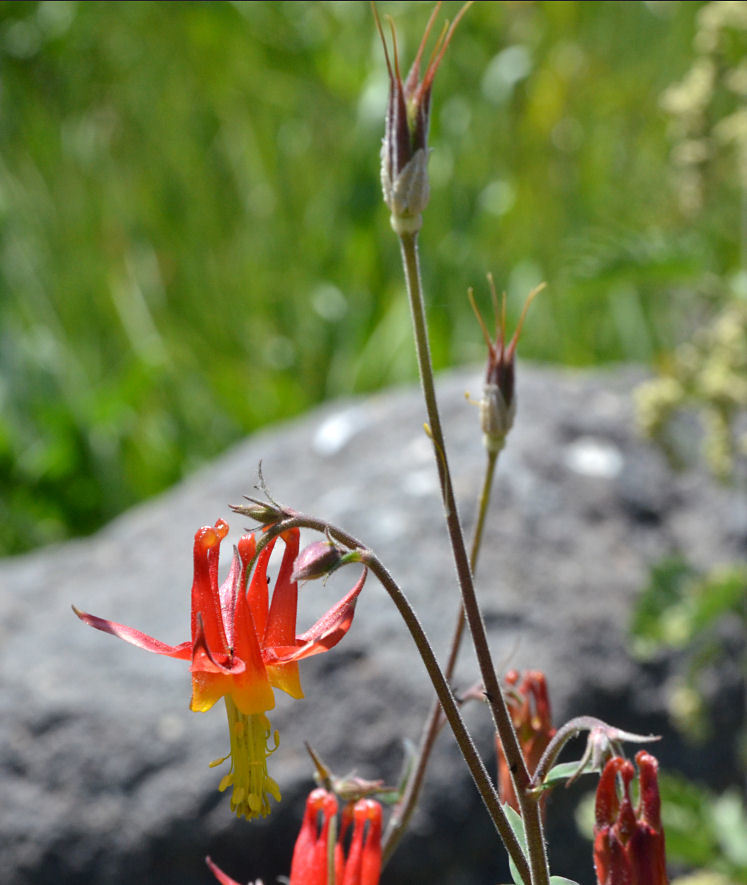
left=211, top=697, right=281, bottom=820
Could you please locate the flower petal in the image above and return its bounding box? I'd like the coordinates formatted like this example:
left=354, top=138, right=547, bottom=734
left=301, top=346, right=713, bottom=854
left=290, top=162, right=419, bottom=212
left=219, top=536, right=256, bottom=649
left=72, top=606, right=191, bottom=659
left=190, top=613, right=248, bottom=713
left=191, top=672, right=234, bottom=714
left=191, top=521, right=231, bottom=658
left=192, top=613, right=246, bottom=676
left=263, top=529, right=300, bottom=650
left=265, top=568, right=367, bottom=664
left=266, top=660, right=303, bottom=700
left=247, top=536, right=278, bottom=641
left=228, top=541, right=277, bottom=715
left=205, top=856, right=243, bottom=885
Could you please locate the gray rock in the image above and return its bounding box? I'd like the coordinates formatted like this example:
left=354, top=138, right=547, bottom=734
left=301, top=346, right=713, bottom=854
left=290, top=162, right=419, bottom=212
left=1, top=365, right=743, bottom=885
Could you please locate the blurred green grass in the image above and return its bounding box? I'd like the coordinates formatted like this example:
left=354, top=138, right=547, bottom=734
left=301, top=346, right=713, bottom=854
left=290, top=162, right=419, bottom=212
left=0, top=0, right=740, bottom=555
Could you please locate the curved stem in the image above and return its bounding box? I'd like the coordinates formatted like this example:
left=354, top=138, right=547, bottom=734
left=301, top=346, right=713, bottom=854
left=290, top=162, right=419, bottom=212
left=382, top=449, right=497, bottom=863
left=398, top=231, right=550, bottom=885
left=531, top=717, right=661, bottom=791
left=256, top=512, right=532, bottom=885
left=531, top=717, right=608, bottom=790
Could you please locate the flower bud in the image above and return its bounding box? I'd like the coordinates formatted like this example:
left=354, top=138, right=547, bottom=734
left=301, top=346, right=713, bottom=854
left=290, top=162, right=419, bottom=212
left=291, top=539, right=347, bottom=582
left=593, top=751, right=668, bottom=885
left=340, top=799, right=383, bottom=885
left=290, top=789, right=344, bottom=885
left=497, top=669, right=556, bottom=813
left=469, top=278, right=543, bottom=454
left=230, top=496, right=285, bottom=526
left=374, top=2, right=472, bottom=234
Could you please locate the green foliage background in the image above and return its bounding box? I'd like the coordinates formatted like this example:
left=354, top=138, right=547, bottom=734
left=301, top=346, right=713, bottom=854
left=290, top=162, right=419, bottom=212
left=0, top=0, right=740, bottom=555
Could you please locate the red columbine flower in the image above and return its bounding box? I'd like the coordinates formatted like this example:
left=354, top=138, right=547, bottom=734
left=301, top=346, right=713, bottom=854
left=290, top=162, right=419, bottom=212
left=74, top=520, right=366, bottom=820
left=339, top=798, right=383, bottom=885
left=287, top=789, right=383, bottom=885
left=374, top=0, right=472, bottom=233
left=207, top=789, right=382, bottom=885
left=593, top=751, right=669, bottom=885
left=289, top=788, right=345, bottom=885
left=497, top=669, right=556, bottom=813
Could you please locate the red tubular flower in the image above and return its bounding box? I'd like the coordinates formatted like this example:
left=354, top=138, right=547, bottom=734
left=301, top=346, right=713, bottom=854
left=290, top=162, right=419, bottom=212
left=208, top=790, right=382, bottom=885
left=289, top=791, right=382, bottom=885
left=289, top=789, right=344, bottom=885
left=340, top=798, right=383, bottom=885
left=497, top=669, right=556, bottom=813
left=74, top=520, right=367, bottom=820
left=593, top=751, right=668, bottom=885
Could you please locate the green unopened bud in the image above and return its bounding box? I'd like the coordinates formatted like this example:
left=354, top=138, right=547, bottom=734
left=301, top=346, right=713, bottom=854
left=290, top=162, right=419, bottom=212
left=374, top=2, right=472, bottom=234
left=229, top=497, right=284, bottom=526
left=480, top=383, right=516, bottom=455
left=381, top=147, right=430, bottom=235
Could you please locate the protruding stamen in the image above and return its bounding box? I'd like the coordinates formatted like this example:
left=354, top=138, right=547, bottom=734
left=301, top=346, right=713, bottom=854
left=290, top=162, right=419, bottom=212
left=217, top=697, right=282, bottom=820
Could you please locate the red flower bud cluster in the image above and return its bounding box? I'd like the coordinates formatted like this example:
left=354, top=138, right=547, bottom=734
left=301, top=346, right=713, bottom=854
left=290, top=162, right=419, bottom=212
left=208, top=789, right=382, bottom=885
left=497, top=669, right=556, bottom=812
left=594, top=751, right=668, bottom=885
left=290, top=788, right=382, bottom=885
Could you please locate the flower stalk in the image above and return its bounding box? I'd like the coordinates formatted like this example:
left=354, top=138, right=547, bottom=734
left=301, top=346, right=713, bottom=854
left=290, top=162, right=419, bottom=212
left=398, top=230, right=550, bottom=885
left=382, top=445, right=498, bottom=863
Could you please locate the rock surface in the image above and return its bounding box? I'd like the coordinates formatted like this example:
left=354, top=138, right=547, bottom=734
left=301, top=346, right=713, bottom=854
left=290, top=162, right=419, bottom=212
left=1, top=365, right=744, bottom=885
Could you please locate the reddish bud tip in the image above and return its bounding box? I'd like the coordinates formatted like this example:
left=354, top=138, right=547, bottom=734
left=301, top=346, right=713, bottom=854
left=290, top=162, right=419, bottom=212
left=497, top=669, right=556, bottom=813
left=593, top=754, right=668, bottom=885
left=291, top=540, right=345, bottom=583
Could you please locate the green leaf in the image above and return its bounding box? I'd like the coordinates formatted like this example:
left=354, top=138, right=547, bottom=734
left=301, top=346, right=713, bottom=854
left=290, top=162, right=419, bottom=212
left=372, top=790, right=402, bottom=805
left=503, top=803, right=528, bottom=885
left=541, top=758, right=598, bottom=788
left=502, top=804, right=581, bottom=885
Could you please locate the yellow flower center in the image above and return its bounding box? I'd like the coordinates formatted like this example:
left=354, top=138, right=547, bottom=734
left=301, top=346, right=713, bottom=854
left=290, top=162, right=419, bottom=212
left=211, top=696, right=281, bottom=820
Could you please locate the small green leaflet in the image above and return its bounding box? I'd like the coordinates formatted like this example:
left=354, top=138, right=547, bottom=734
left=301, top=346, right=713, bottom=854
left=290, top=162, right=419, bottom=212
left=498, top=877, right=580, bottom=883
left=504, top=803, right=528, bottom=885
left=539, top=758, right=598, bottom=789
left=500, top=802, right=580, bottom=885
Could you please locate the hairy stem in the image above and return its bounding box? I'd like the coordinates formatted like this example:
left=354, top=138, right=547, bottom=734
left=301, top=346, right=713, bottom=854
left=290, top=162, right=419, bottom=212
left=382, top=449, right=497, bottom=863
left=398, top=231, right=550, bottom=885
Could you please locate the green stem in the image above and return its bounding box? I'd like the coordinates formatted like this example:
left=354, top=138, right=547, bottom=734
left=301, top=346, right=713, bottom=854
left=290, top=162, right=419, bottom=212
left=382, top=449, right=497, bottom=864
left=257, top=513, right=532, bottom=885
left=398, top=231, right=550, bottom=885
